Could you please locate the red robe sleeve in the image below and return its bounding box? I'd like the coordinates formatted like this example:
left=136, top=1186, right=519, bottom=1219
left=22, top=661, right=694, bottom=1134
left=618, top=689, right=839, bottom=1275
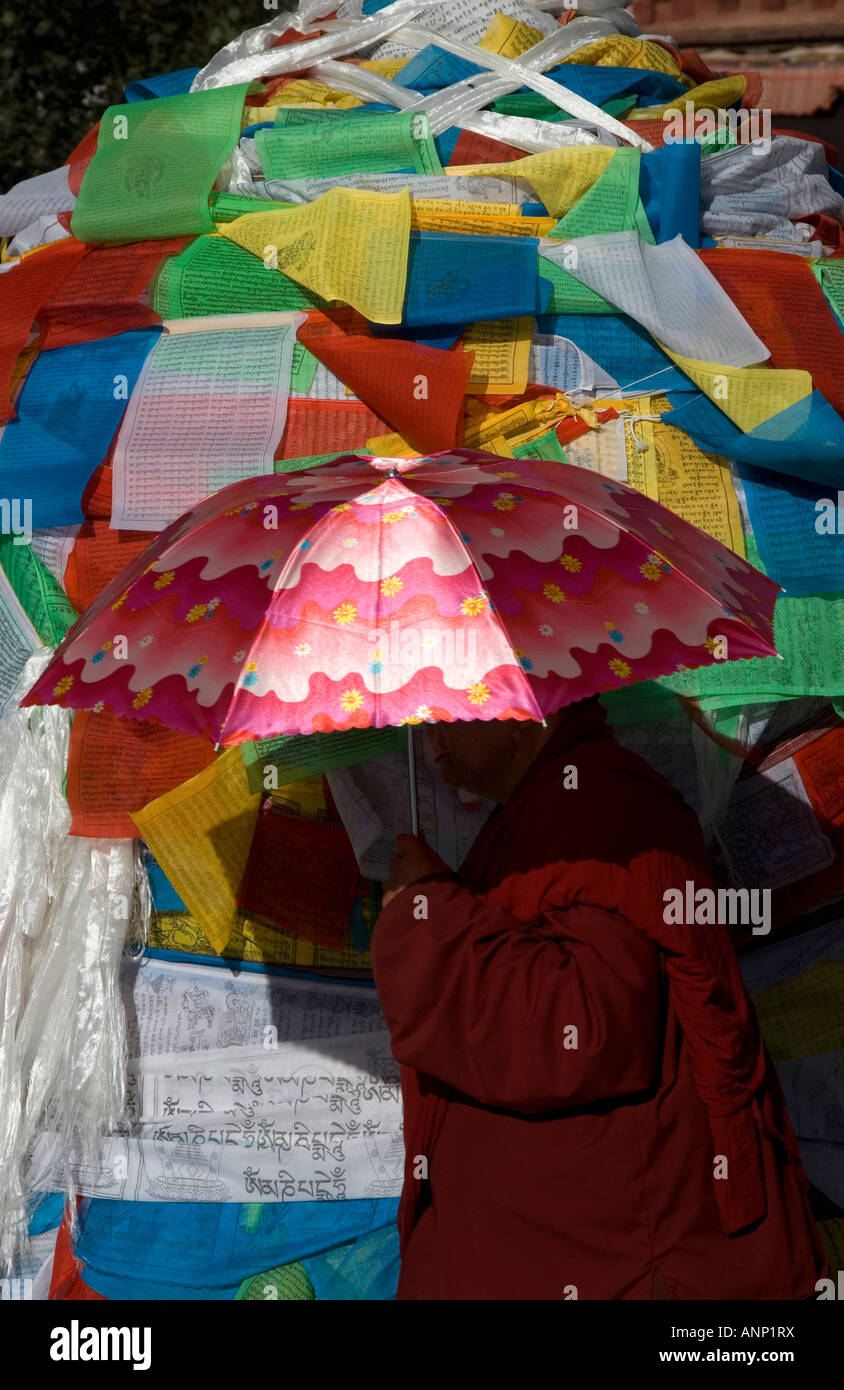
left=371, top=875, right=663, bottom=1114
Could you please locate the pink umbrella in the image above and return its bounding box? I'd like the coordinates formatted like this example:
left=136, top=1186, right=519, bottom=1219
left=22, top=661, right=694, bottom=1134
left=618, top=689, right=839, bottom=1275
left=23, top=449, right=780, bottom=827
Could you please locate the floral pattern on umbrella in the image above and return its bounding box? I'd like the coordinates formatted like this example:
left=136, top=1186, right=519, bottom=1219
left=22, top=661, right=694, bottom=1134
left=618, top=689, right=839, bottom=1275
left=22, top=450, right=781, bottom=743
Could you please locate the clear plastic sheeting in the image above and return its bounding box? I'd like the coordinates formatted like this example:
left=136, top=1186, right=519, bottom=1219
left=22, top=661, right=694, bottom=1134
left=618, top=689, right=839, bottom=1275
left=0, top=649, right=150, bottom=1270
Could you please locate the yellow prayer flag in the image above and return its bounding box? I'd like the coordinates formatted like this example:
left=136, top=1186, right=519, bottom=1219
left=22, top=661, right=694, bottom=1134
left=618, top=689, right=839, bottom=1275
left=448, top=147, right=615, bottom=218
left=365, top=431, right=420, bottom=456
left=410, top=204, right=554, bottom=237
left=652, top=420, right=746, bottom=555
left=464, top=317, right=533, bottom=395
left=479, top=12, right=544, bottom=58
left=754, top=961, right=844, bottom=1061
left=631, top=76, right=748, bottom=120
left=131, top=746, right=261, bottom=954
left=221, top=186, right=411, bottom=323
left=359, top=58, right=410, bottom=78
left=263, top=80, right=363, bottom=108
left=664, top=351, right=812, bottom=433
left=562, top=36, right=682, bottom=77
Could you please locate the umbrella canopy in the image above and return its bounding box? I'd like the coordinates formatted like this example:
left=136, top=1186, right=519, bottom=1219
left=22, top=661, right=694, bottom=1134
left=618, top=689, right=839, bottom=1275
left=22, top=449, right=780, bottom=743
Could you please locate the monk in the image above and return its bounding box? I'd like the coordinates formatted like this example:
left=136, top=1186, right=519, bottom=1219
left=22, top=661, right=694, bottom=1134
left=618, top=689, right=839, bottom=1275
left=371, top=697, right=827, bottom=1300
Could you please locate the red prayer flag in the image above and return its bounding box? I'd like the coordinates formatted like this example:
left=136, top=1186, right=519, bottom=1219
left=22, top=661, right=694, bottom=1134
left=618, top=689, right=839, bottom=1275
left=0, top=238, right=88, bottom=423
left=700, top=247, right=844, bottom=421
left=37, top=237, right=190, bottom=348
left=298, top=309, right=472, bottom=453
left=236, top=797, right=361, bottom=949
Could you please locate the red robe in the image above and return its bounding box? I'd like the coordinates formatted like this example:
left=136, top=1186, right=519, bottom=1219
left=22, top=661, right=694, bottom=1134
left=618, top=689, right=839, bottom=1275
left=372, top=700, right=826, bottom=1300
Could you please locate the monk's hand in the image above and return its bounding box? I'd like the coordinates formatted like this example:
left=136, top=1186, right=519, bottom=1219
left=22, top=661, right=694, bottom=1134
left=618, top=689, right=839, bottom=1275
left=382, top=834, right=448, bottom=910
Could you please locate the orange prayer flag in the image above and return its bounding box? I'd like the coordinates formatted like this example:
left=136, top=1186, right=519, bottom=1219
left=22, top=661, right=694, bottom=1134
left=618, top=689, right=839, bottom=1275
left=277, top=398, right=389, bottom=459
left=298, top=310, right=472, bottom=453
left=0, top=238, right=88, bottom=423
left=700, top=248, right=844, bottom=421
left=65, top=519, right=157, bottom=612
left=66, top=708, right=216, bottom=839
left=37, top=237, right=190, bottom=348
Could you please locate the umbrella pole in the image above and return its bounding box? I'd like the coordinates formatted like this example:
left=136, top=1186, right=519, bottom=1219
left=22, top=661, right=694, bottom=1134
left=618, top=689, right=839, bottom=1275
left=407, top=723, right=419, bottom=837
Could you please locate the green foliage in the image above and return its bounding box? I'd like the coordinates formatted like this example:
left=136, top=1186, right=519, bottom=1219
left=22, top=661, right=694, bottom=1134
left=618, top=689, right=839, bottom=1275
left=0, top=0, right=261, bottom=189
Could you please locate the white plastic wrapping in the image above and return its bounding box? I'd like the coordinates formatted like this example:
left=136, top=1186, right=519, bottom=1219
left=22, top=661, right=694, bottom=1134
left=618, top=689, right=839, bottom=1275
left=191, top=0, right=437, bottom=91
left=0, top=650, right=151, bottom=1270
left=396, top=20, right=650, bottom=147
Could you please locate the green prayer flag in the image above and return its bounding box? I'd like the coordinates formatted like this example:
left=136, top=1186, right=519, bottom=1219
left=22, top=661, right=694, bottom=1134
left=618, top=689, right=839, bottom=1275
left=512, top=430, right=567, bottom=463
left=813, top=260, right=844, bottom=332
left=235, top=1261, right=316, bottom=1300
left=241, top=724, right=405, bottom=795
left=538, top=255, right=616, bottom=314
left=71, top=85, right=252, bottom=243
left=255, top=110, right=443, bottom=181
left=551, top=148, right=642, bottom=240
left=0, top=536, right=78, bottom=646
left=209, top=191, right=298, bottom=223
left=151, top=233, right=324, bottom=318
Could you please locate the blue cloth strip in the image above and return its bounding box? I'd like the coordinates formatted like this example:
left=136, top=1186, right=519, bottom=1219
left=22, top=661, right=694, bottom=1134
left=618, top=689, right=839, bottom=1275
left=0, top=327, right=160, bottom=529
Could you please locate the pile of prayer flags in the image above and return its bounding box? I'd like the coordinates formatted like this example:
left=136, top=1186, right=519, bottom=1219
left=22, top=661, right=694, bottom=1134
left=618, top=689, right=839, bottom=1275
left=0, top=0, right=843, bottom=1301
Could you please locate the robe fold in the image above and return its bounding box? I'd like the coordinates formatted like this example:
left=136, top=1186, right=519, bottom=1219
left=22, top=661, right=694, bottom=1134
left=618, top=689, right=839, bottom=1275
left=372, top=700, right=826, bottom=1300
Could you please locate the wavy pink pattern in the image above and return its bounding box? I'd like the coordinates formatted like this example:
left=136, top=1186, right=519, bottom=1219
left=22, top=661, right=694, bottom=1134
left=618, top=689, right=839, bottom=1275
left=22, top=450, right=780, bottom=741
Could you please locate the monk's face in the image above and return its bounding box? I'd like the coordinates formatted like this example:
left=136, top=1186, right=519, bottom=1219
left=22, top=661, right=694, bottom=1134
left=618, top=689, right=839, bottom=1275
left=423, top=719, right=534, bottom=798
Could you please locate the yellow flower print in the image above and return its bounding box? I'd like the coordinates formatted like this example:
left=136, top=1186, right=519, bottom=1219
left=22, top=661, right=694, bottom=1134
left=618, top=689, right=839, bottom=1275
left=153, top=571, right=175, bottom=590
left=333, top=600, right=357, bottom=626
left=542, top=582, right=566, bottom=603
left=559, top=554, right=581, bottom=573
left=703, top=636, right=721, bottom=654
left=609, top=658, right=631, bottom=679
left=495, top=471, right=518, bottom=479
left=380, top=576, right=403, bottom=597
left=132, top=688, right=153, bottom=709
left=186, top=604, right=208, bottom=622
left=53, top=675, right=74, bottom=697
left=244, top=662, right=258, bottom=673
left=331, top=503, right=352, bottom=513
left=493, top=493, right=516, bottom=511
left=467, top=682, right=491, bottom=706
left=112, top=590, right=129, bottom=610
left=290, top=502, right=312, bottom=511
left=639, top=560, right=662, bottom=581
left=341, top=689, right=364, bottom=713
left=461, top=595, right=487, bottom=616
left=383, top=511, right=406, bottom=525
